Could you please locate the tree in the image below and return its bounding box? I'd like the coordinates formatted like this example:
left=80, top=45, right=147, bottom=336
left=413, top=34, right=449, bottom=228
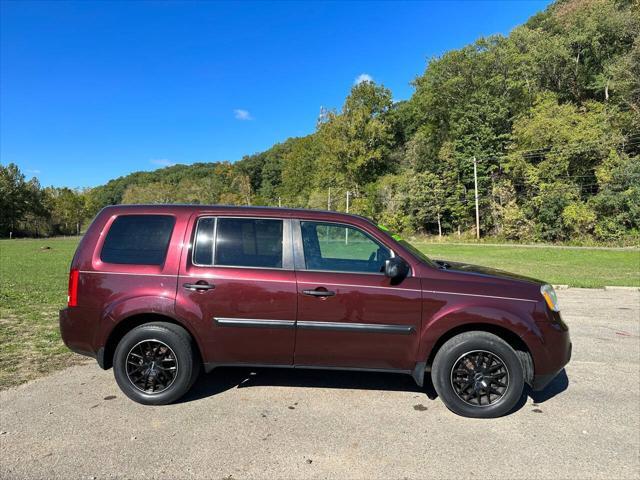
left=279, top=136, right=321, bottom=207
left=591, top=150, right=640, bottom=239
left=406, top=172, right=446, bottom=235
left=47, top=187, right=87, bottom=235
left=507, top=93, right=619, bottom=182
left=232, top=174, right=253, bottom=206
left=531, top=182, right=580, bottom=241
left=121, top=182, right=174, bottom=204
left=562, top=201, right=597, bottom=236
left=0, top=163, right=47, bottom=237
left=316, top=81, right=395, bottom=192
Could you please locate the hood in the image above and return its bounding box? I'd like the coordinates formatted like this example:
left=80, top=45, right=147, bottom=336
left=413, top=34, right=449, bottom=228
left=434, top=259, right=545, bottom=285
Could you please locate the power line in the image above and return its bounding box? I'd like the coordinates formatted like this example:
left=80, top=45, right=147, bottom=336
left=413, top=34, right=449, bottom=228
left=473, top=134, right=640, bottom=165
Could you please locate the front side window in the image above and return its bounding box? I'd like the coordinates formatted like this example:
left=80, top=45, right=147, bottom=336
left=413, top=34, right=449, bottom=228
left=300, top=221, right=391, bottom=273
left=101, top=215, right=175, bottom=265
left=214, top=218, right=283, bottom=268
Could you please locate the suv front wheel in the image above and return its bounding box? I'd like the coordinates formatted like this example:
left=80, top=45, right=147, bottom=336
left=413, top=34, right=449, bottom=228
left=431, top=331, right=525, bottom=418
left=113, top=322, right=199, bottom=405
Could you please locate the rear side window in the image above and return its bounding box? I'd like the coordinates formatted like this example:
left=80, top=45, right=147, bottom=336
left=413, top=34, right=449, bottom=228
left=101, top=215, right=175, bottom=265
left=214, top=218, right=283, bottom=268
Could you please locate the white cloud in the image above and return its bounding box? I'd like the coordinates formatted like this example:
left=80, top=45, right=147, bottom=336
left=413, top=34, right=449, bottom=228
left=150, top=159, right=174, bottom=167
left=25, top=169, right=41, bottom=174
left=234, top=109, right=253, bottom=121
left=354, top=73, right=373, bottom=85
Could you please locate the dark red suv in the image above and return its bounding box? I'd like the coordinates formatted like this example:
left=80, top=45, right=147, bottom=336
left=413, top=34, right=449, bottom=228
left=60, top=205, right=571, bottom=417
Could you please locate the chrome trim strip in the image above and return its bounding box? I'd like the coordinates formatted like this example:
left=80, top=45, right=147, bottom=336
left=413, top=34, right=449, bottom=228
left=301, top=268, right=387, bottom=276
left=297, top=321, right=415, bottom=335
left=214, top=317, right=295, bottom=329
left=214, top=317, right=414, bottom=334
left=189, top=264, right=295, bottom=272
left=180, top=274, right=294, bottom=283
left=423, top=290, right=537, bottom=303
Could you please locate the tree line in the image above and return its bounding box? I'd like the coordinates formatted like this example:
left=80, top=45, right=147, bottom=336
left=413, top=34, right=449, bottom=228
left=1, top=0, right=639, bottom=243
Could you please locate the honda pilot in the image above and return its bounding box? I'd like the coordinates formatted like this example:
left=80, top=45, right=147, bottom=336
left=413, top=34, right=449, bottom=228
left=60, top=205, right=571, bottom=418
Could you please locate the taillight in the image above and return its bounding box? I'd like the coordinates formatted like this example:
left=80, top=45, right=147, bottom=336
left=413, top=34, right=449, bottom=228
left=68, top=269, right=79, bottom=307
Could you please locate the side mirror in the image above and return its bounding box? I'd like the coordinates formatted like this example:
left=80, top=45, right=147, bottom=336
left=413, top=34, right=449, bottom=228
left=384, top=257, right=410, bottom=284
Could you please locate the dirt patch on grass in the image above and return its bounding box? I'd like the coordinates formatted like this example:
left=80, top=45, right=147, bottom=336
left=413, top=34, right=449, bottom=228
left=0, top=352, right=90, bottom=390
left=0, top=309, right=89, bottom=389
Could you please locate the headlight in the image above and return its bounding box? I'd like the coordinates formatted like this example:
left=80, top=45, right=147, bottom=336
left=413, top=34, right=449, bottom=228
left=541, top=284, right=560, bottom=312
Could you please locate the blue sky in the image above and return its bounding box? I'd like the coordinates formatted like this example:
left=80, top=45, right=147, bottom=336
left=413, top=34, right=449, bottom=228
left=1, top=0, right=552, bottom=188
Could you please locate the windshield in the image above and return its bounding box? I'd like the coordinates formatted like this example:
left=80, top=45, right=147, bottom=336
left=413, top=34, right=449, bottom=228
left=376, top=224, right=436, bottom=267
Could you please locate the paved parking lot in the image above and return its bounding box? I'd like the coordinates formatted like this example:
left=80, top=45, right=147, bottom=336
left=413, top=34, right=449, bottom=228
left=1, top=288, right=639, bottom=479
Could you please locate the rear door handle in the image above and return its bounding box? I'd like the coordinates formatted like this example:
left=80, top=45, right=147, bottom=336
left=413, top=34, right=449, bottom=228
left=183, top=282, right=215, bottom=291
left=302, top=289, right=335, bottom=297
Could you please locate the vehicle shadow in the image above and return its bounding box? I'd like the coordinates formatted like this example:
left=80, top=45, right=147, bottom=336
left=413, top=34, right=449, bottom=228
left=180, top=366, right=569, bottom=413
left=180, top=367, right=438, bottom=404
left=527, top=368, right=570, bottom=404
left=506, top=368, right=570, bottom=414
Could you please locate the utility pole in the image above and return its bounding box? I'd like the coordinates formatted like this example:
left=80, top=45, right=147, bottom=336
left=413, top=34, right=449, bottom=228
left=327, top=187, right=331, bottom=210
left=278, top=197, right=282, bottom=207
left=346, top=190, right=350, bottom=213
left=473, top=156, right=480, bottom=240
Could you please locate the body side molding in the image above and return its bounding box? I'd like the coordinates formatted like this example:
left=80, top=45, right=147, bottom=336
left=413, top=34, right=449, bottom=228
left=297, top=320, right=415, bottom=335
left=213, top=317, right=416, bottom=335
left=214, top=317, right=295, bottom=328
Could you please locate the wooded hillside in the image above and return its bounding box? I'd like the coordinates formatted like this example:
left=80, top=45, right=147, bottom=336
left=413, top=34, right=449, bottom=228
left=2, top=0, right=638, bottom=242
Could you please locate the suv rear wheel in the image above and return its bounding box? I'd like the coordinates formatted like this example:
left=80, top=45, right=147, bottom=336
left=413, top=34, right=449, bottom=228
left=431, top=331, right=525, bottom=418
left=113, top=322, right=199, bottom=405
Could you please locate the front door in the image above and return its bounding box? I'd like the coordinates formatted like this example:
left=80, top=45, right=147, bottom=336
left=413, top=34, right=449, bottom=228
left=293, top=221, right=422, bottom=371
left=176, top=215, right=297, bottom=366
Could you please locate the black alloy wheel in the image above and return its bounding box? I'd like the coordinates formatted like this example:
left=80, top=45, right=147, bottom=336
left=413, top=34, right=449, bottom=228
left=431, top=331, right=525, bottom=418
left=126, top=339, right=179, bottom=394
left=450, top=350, right=509, bottom=407
left=113, top=322, right=200, bottom=405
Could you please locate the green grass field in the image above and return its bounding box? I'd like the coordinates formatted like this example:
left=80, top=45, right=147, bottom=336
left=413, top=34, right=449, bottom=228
left=0, top=237, right=86, bottom=388
left=0, top=236, right=638, bottom=388
left=413, top=241, right=640, bottom=288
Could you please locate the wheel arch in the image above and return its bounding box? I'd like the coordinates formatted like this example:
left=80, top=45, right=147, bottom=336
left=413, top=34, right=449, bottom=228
left=425, top=323, right=535, bottom=385
left=100, top=313, right=205, bottom=370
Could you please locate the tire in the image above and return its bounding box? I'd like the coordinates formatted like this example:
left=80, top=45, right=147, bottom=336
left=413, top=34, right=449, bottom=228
left=113, top=322, right=199, bottom=405
left=431, top=331, right=525, bottom=418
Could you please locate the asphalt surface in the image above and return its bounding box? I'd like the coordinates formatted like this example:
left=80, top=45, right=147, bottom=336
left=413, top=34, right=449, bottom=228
left=1, top=288, right=639, bottom=480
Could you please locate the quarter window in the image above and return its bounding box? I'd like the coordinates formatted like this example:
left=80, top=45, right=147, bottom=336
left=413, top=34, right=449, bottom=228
left=101, top=215, right=175, bottom=265
left=193, top=217, right=215, bottom=265
left=300, top=222, right=391, bottom=273
left=214, top=218, right=283, bottom=269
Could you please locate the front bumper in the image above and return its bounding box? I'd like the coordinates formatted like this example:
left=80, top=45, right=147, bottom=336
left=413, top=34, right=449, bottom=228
left=530, top=310, right=572, bottom=391
left=532, top=341, right=572, bottom=390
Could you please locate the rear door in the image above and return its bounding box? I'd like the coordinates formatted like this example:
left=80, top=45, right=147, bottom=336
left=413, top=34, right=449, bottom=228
left=175, top=215, right=297, bottom=366
left=293, top=220, right=422, bottom=371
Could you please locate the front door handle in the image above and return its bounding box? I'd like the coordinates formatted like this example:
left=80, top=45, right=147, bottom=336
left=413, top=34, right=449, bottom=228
left=183, top=281, right=215, bottom=291
left=302, top=289, right=335, bottom=297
